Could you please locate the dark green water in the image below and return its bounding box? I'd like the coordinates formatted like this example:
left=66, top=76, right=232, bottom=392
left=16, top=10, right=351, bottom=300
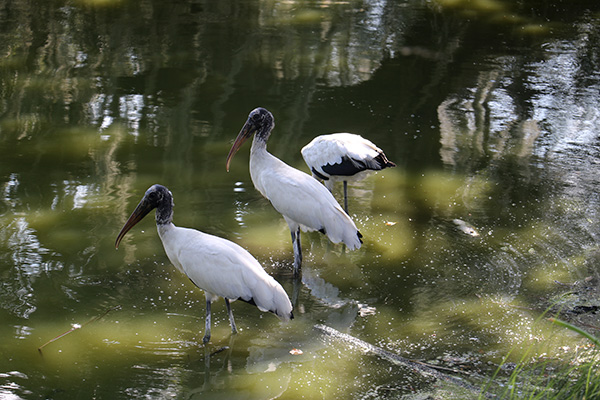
left=2, top=0, right=600, bottom=398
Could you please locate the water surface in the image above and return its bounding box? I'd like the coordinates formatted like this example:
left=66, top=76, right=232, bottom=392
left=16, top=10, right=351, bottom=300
left=2, top=0, right=600, bottom=398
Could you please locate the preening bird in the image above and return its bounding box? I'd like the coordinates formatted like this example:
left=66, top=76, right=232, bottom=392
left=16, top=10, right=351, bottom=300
left=301, top=133, right=396, bottom=213
left=115, top=184, right=293, bottom=344
left=226, top=107, right=362, bottom=276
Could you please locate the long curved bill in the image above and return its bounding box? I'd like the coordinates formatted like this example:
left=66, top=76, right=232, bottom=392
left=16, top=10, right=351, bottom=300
left=115, top=198, right=154, bottom=249
left=226, top=120, right=256, bottom=172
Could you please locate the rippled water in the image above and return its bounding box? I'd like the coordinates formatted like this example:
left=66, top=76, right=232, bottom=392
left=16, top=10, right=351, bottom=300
left=2, top=0, right=600, bottom=398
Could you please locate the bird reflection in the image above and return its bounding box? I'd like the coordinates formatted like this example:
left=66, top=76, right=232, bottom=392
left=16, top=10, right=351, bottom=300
left=199, top=335, right=236, bottom=394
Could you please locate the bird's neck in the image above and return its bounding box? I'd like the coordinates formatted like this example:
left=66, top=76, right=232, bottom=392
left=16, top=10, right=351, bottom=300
left=249, top=136, right=280, bottom=197
left=157, top=221, right=175, bottom=238
left=251, top=135, right=268, bottom=153
left=155, top=199, right=174, bottom=226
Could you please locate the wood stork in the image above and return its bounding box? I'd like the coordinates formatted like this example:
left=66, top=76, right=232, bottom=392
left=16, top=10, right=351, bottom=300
left=226, top=107, right=362, bottom=276
left=301, top=133, right=396, bottom=213
left=115, top=184, right=293, bottom=344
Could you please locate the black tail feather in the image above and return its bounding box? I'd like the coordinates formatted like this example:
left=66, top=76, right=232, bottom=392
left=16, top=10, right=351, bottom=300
left=374, top=152, right=396, bottom=169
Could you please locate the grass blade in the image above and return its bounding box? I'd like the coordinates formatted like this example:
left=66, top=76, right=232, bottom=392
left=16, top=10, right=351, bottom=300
left=548, top=318, right=600, bottom=347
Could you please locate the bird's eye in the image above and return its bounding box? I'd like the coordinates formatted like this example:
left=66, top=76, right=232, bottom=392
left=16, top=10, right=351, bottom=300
left=148, top=191, right=158, bottom=202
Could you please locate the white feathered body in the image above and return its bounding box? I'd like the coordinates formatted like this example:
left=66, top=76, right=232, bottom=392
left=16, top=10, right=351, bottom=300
left=301, top=133, right=387, bottom=190
left=157, top=223, right=293, bottom=320
left=249, top=140, right=362, bottom=250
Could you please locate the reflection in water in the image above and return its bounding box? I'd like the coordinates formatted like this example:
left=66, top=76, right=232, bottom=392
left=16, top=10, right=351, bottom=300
left=0, top=213, right=58, bottom=319
left=433, top=13, right=600, bottom=370
left=256, top=0, right=412, bottom=87
left=118, top=95, right=145, bottom=137
left=123, top=365, right=183, bottom=398
left=439, top=19, right=600, bottom=174
left=184, top=335, right=293, bottom=399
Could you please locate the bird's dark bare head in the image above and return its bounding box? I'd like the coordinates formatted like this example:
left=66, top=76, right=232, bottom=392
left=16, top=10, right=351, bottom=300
left=226, top=107, right=275, bottom=171
left=144, top=184, right=172, bottom=209
left=248, top=107, right=274, bottom=139
left=115, top=184, right=174, bottom=249
left=144, top=184, right=174, bottom=226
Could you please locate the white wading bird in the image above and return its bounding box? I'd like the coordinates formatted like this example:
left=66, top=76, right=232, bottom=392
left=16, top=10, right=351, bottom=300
left=301, top=133, right=396, bottom=213
left=226, top=107, right=362, bottom=276
left=115, top=184, right=293, bottom=344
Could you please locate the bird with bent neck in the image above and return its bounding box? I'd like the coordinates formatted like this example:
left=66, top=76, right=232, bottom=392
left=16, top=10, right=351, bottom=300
left=301, top=132, right=396, bottom=213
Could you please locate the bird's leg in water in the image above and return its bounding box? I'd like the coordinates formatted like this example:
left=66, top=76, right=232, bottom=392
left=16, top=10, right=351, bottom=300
left=343, top=180, right=349, bottom=214
left=225, top=298, right=237, bottom=334
left=203, top=299, right=212, bottom=344
left=291, top=227, right=302, bottom=276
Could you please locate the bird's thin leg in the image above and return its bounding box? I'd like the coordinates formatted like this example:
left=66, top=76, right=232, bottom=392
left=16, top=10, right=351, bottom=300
left=225, top=298, right=238, bottom=334
left=343, top=180, right=349, bottom=214
left=296, top=227, right=302, bottom=264
left=291, top=226, right=302, bottom=276
left=203, top=299, right=212, bottom=344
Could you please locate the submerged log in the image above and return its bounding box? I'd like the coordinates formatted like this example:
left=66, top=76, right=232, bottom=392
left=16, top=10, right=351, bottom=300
left=314, top=324, right=492, bottom=398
